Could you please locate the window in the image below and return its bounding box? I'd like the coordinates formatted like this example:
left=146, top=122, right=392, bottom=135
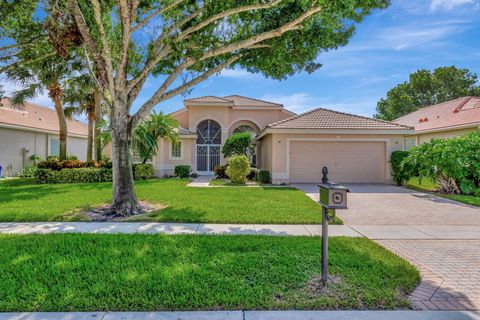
left=171, top=141, right=182, bottom=159
left=196, top=119, right=221, bottom=144
left=49, top=137, right=60, bottom=156
left=233, top=125, right=255, bottom=134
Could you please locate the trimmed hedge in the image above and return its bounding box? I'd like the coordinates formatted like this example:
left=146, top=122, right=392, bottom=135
left=257, top=170, right=271, bottom=184
left=34, top=168, right=113, bottom=184
left=133, top=163, right=154, bottom=180
left=174, top=165, right=191, bottom=178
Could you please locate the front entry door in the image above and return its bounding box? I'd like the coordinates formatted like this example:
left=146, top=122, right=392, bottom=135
left=196, top=145, right=221, bottom=174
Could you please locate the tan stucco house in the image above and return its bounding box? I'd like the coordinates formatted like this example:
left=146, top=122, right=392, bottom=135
left=394, top=96, right=480, bottom=149
left=0, top=98, right=88, bottom=176
left=157, top=95, right=414, bottom=184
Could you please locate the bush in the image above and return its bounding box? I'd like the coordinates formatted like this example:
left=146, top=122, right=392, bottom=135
left=133, top=163, right=154, bottom=180
left=34, top=168, right=113, bottom=184
left=247, top=168, right=258, bottom=181
left=214, top=164, right=228, bottom=179
left=37, top=157, right=61, bottom=171
left=60, top=160, right=85, bottom=169
left=226, top=155, right=250, bottom=184
left=174, top=165, right=191, bottom=178
left=257, top=170, right=271, bottom=184
left=67, top=155, right=78, bottom=160
left=16, top=167, right=38, bottom=178
left=403, top=131, right=480, bottom=194
left=222, top=132, right=254, bottom=161
left=391, top=151, right=411, bottom=186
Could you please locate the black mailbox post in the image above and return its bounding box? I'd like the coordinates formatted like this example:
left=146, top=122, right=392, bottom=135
left=318, top=167, right=349, bottom=284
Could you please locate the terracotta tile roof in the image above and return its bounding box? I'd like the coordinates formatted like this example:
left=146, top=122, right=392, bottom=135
left=184, top=96, right=232, bottom=103
left=184, top=95, right=282, bottom=107
left=222, top=95, right=283, bottom=107
left=267, top=108, right=413, bottom=130
left=0, top=98, right=88, bottom=136
left=394, top=97, right=480, bottom=132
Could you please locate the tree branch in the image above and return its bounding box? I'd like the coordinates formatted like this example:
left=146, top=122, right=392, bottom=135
left=116, top=0, right=132, bottom=89
left=131, top=0, right=184, bottom=32
left=178, top=0, right=282, bottom=41
left=69, top=0, right=108, bottom=87
left=199, top=5, right=321, bottom=61
left=91, top=0, right=116, bottom=99
left=131, top=55, right=240, bottom=128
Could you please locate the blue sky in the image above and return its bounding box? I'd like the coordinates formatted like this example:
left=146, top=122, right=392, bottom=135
left=5, top=0, right=480, bottom=119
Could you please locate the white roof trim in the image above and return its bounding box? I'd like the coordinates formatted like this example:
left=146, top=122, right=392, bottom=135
left=0, top=122, right=88, bottom=138
left=414, top=122, right=480, bottom=134
left=256, top=128, right=415, bottom=140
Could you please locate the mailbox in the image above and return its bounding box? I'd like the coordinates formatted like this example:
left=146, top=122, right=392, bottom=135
left=318, top=183, right=349, bottom=209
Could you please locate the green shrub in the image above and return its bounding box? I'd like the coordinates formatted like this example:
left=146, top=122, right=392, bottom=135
left=391, top=151, right=411, bottom=186
left=222, top=132, right=254, bottom=161
left=257, top=170, right=271, bottom=184
left=404, top=131, right=480, bottom=194
left=226, top=155, right=250, bottom=184
left=133, top=163, right=154, bottom=180
left=174, top=165, right=191, bottom=178
left=37, top=157, right=61, bottom=171
left=247, top=168, right=258, bottom=181
left=34, top=168, right=113, bottom=184
left=16, top=167, right=38, bottom=178
left=214, top=164, right=228, bottom=179
left=60, top=160, right=85, bottom=169
left=67, top=155, right=78, bottom=160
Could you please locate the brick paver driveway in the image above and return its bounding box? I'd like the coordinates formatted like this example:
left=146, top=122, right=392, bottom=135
left=294, top=183, right=480, bottom=310
left=295, top=184, right=480, bottom=226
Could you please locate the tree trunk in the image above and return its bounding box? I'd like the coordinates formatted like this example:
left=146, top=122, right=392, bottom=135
left=109, top=106, right=142, bottom=216
left=86, top=109, right=94, bottom=162
left=94, top=87, right=102, bottom=161
left=53, top=96, right=68, bottom=160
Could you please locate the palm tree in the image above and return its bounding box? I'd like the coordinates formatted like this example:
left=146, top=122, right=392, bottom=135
left=133, top=111, right=179, bottom=164
left=6, top=54, right=81, bottom=160
left=64, top=74, right=99, bottom=162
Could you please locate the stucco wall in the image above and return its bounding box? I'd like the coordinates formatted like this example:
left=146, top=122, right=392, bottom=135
left=0, top=127, right=87, bottom=176
left=153, top=137, right=195, bottom=177
left=417, top=127, right=477, bottom=144
left=165, top=105, right=292, bottom=172
left=258, top=132, right=406, bottom=184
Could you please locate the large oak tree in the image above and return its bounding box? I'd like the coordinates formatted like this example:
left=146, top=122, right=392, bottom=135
left=3, top=0, right=389, bottom=215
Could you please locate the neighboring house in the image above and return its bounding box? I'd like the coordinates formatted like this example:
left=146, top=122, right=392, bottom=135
left=158, top=95, right=414, bottom=184
left=0, top=98, right=88, bottom=176
left=394, top=96, right=480, bottom=149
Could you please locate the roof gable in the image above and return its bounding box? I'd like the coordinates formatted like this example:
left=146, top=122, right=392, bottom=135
left=267, top=108, right=412, bottom=130
left=183, top=94, right=282, bottom=108
left=394, top=97, right=480, bottom=132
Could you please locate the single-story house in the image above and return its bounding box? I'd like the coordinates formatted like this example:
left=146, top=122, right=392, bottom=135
left=394, top=96, right=480, bottom=149
left=0, top=98, right=88, bottom=176
left=157, top=95, right=414, bottom=184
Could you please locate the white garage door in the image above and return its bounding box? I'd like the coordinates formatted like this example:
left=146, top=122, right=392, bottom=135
left=289, top=141, right=386, bottom=183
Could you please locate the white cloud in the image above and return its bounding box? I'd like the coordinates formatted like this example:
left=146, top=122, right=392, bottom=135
left=218, top=68, right=257, bottom=79
left=377, top=19, right=470, bottom=50
left=430, top=0, right=475, bottom=11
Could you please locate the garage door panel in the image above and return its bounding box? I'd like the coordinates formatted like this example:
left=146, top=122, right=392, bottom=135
left=289, top=141, right=386, bottom=183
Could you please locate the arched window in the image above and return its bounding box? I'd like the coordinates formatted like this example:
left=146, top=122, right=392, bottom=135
left=196, top=119, right=221, bottom=144
left=232, top=125, right=256, bottom=134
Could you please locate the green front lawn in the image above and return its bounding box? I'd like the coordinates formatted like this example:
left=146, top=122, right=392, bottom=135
left=407, top=177, right=480, bottom=207
left=0, top=234, right=419, bottom=311
left=0, top=178, right=334, bottom=224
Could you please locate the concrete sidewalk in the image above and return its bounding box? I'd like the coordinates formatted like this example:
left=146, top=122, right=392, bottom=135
left=187, top=175, right=213, bottom=187
left=0, top=222, right=361, bottom=237
left=0, top=310, right=479, bottom=320
left=1, top=222, right=480, bottom=239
